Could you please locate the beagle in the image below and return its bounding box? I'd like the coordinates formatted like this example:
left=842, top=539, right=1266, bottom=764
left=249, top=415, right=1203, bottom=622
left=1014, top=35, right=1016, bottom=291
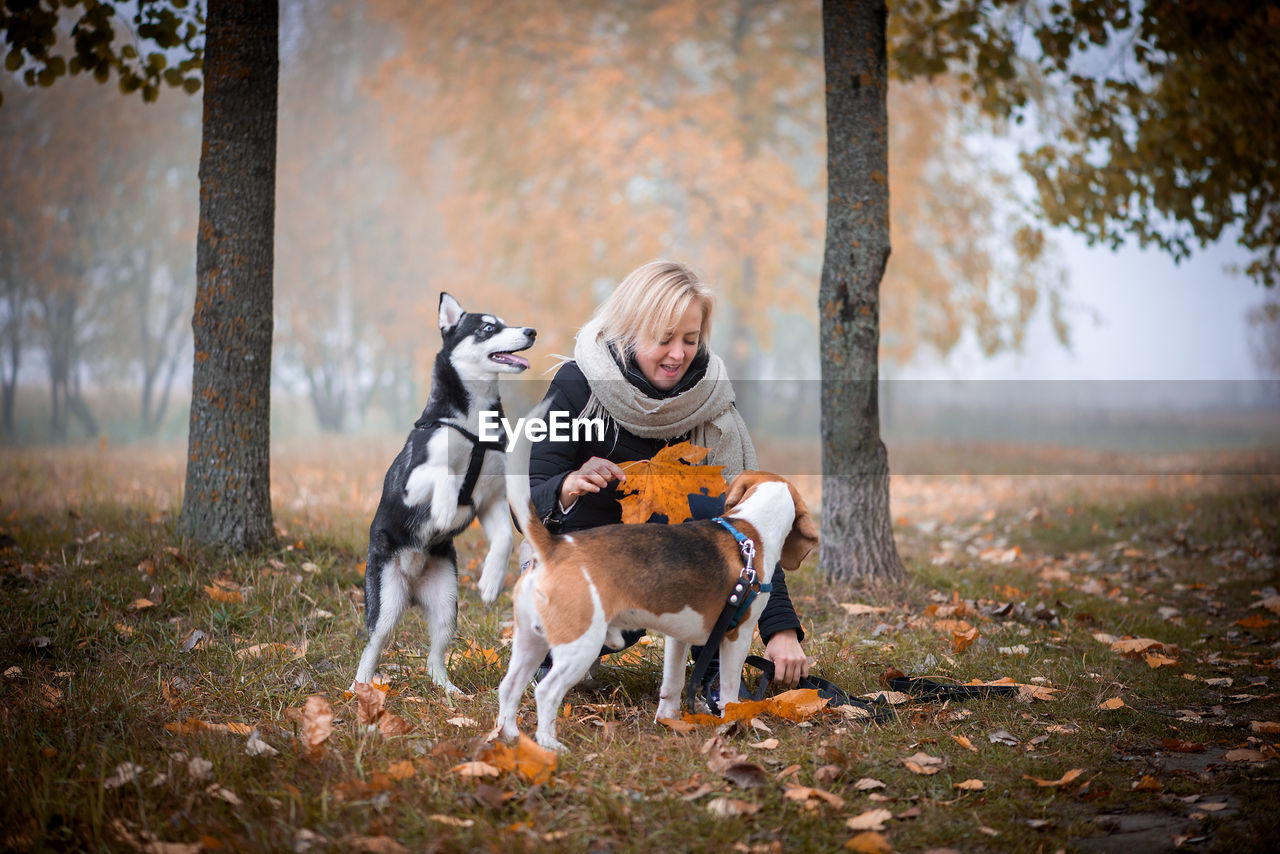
left=495, top=406, right=819, bottom=751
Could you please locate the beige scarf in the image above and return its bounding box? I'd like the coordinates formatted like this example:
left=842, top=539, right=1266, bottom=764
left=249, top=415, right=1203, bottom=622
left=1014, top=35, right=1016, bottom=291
left=572, top=317, right=758, bottom=481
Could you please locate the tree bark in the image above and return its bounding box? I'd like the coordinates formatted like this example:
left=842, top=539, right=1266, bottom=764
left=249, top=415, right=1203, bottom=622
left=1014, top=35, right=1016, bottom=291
left=181, top=0, right=279, bottom=550
left=819, top=0, right=904, bottom=582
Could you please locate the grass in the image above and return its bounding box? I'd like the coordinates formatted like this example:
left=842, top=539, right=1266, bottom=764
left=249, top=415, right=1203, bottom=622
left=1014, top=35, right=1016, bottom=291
left=2, top=441, right=1279, bottom=852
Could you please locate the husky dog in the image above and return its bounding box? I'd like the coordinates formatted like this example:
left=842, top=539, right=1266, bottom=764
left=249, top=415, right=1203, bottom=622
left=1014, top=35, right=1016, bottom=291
left=353, top=293, right=536, bottom=693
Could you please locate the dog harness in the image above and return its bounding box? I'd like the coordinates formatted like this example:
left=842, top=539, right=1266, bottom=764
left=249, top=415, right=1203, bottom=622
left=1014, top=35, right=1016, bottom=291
left=685, top=517, right=772, bottom=715
left=411, top=418, right=505, bottom=507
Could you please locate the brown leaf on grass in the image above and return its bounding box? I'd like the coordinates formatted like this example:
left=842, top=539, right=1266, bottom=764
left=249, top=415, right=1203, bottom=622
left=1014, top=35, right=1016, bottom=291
left=950, top=734, right=978, bottom=753
left=702, top=735, right=769, bottom=789
left=853, top=777, right=886, bottom=791
left=385, top=760, right=415, bottom=781
left=1161, top=738, right=1206, bottom=753
left=845, top=830, right=893, bottom=853
left=346, top=835, right=408, bottom=854
left=1224, top=748, right=1269, bottom=763
left=1253, top=595, right=1280, bottom=615
left=301, top=696, right=333, bottom=760
left=445, top=716, right=481, bottom=728
left=749, top=738, right=780, bottom=750
left=479, top=734, right=558, bottom=785
left=130, top=598, right=154, bottom=611
left=104, top=762, right=143, bottom=789
left=952, top=626, right=979, bottom=654
left=452, top=761, right=501, bottom=778
left=1110, top=637, right=1179, bottom=659
left=427, top=815, right=474, bottom=827
left=784, top=785, right=845, bottom=809
left=840, top=603, right=891, bottom=616
left=706, top=797, right=761, bottom=817
left=1250, top=721, right=1280, bottom=734
left=353, top=682, right=387, bottom=726
left=657, top=717, right=697, bottom=734
left=901, top=751, right=944, bottom=775
left=862, top=690, right=911, bottom=705
left=616, top=442, right=725, bottom=524
left=1144, top=653, right=1178, bottom=669
left=1023, top=768, right=1084, bottom=788
left=846, top=808, right=893, bottom=831
left=953, top=779, right=985, bottom=791
left=1132, top=775, right=1163, bottom=792
left=1099, top=697, right=1126, bottom=711
left=234, top=642, right=304, bottom=661
left=164, top=718, right=253, bottom=736
left=768, top=689, right=830, bottom=721
left=1236, top=614, right=1275, bottom=630
left=378, top=713, right=414, bottom=736
left=204, top=581, right=243, bottom=604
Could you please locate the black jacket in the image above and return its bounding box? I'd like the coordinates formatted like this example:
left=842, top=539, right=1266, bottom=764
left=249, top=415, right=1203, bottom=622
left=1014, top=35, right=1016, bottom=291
left=528, top=359, right=804, bottom=644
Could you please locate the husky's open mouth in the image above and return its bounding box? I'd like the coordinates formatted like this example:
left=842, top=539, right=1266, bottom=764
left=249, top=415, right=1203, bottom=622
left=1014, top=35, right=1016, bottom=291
left=489, top=352, right=531, bottom=370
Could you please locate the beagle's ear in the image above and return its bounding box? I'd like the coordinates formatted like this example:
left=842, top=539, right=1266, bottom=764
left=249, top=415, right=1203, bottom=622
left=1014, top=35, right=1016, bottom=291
left=780, top=482, right=820, bottom=570
left=439, top=292, right=464, bottom=333
left=723, top=471, right=763, bottom=513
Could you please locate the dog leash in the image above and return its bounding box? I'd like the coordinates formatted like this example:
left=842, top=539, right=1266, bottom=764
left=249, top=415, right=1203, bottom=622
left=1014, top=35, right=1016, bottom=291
left=686, top=517, right=771, bottom=715
left=685, top=520, right=1019, bottom=718
left=411, top=419, right=505, bottom=507
left=730, top=656, right=1019, bottom=724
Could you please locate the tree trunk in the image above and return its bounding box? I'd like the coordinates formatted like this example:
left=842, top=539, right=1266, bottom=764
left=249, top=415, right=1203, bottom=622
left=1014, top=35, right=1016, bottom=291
left=819, top=0, right=904, bottom=582
left=180, top=0, right=279, bottom=551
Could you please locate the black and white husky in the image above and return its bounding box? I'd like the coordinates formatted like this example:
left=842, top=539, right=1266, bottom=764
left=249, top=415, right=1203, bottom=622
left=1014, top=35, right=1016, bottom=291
left=353, top=293, right=536, bottom=693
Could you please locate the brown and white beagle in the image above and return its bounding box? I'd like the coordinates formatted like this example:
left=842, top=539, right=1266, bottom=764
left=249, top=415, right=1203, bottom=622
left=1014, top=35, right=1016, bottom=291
left=495, top=408, right=819, bottom=751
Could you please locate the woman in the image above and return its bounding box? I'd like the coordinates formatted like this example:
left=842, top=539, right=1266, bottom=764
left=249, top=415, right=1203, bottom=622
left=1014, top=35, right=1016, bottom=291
left=527, top=260, right=809, bottom=689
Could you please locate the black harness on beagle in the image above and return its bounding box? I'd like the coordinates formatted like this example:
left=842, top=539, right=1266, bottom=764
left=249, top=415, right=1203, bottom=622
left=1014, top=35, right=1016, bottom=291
left=411, top=418, right=505, bottom=508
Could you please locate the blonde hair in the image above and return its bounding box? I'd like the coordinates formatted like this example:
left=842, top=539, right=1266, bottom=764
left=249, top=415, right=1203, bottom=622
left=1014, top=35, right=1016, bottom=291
left=593, top=260, right=714, bottom=358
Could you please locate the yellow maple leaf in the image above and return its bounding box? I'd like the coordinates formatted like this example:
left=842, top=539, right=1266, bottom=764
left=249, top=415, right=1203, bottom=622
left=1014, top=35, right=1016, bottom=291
left=617, top=441, right=725, bottom=524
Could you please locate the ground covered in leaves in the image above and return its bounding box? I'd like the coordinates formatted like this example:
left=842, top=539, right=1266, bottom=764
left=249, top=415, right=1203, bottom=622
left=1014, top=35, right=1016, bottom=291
left=2, top=440, right=1279, bottom=853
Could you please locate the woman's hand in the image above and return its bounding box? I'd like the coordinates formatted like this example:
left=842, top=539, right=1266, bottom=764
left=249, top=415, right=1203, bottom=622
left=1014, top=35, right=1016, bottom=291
left=559, top=456, right=628, bottom=506
left=763, top=630, right=809, bottom=689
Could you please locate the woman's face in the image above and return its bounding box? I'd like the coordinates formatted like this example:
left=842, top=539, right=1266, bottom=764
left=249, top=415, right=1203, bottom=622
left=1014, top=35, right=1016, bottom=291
left=634, top=301, right=703, bottom=391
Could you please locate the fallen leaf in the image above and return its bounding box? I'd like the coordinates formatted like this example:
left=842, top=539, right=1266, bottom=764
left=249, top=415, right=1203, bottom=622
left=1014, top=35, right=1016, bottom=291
left=988, top=729, right=1019, bottom=746
left=130, top=598, right=154, bottom=610
left=845, top=831, right=893, bottom=853
left=353, top=683, right=387, bottom=726
left=952, top=626, right=979, bottom=654
left=840, top=603, right=891, bottom=616
left=204, top=584, right=242, bottom=604
left=104, top=762, right=142, bottom=789
left=452, top=761, right=501, bottom=778
left=1023, top=768, right=1084, bottom=787
left=862, top=691, right=911, bottom=705
left=446, top=716, right=481, bottom=728
left=1160, top=738, right=1205, bottom=753
left=301, top=696, right=334, bottom=760
left=953, top=779, right=985, bottom=791
left=245, top=729, right=279, bottom=757
left=658, top=717, right=697, bottom=734
left=479, top=734, right=558, bottom=785
left=1250, top=721, right=1280, bottom=734
left=386, top=760, right=415, bottom=781
left=1225, top=748, right=1268, bottom=763
left=846, top=808, right=893, bottom=831
left=1235, top=614, right=1274, bottom=630
left=346, top=836, right=408, bottom=854
left=784, top=785, right=845, bottom=809
left=749, top=738, right=779, bottom=750
left=234, top=642, right=302, bottom=661
left=1098, top=697, right=1126, bottom=711
left=901, top=751, right=944, bottom=775
left=427, top=814, right=474, bottom=828
left=1145, top=653, right=1178, bottom=669
left=706, top=797, right=761, bottom=817
left=1253, top=595, right=1280, bottom=615
left=950, top=734, right=977, bottom=753
left=1110, top=637, right=1178, bottom=659
left=853, top=777, right=886, bottom=791
left=1132, top=775, right=1163, bottom=792
left=378, top=713, right=414, bottom=736
left=206, top=784, right=241, bottom=805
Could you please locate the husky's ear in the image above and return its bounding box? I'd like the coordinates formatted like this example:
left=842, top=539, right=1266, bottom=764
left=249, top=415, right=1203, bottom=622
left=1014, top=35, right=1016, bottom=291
left=439, top=293, right=464, bottom=333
